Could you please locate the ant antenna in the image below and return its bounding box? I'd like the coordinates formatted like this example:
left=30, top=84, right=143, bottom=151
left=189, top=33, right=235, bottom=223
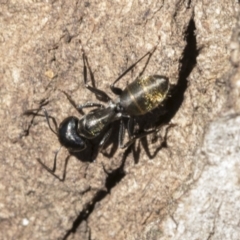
left=42, top=108, right=58, bottom=136
left=36, top=146, right=70, bottom=181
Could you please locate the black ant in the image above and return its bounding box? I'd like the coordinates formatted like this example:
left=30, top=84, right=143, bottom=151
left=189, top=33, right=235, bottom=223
left=25, top=43, right=170, bottom=181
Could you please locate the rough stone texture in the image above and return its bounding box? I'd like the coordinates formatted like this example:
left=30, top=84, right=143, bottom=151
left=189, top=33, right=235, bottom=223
left=161, top=114, right=240, bottom=240
left=0, top=0, right=238, bottom=239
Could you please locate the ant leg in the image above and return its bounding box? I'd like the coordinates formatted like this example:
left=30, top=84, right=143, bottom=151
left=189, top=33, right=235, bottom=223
left=121, top=122, right=176, bottom=149
left=78, top=102, right=105, bottom=110
left=126, top=117, right=135, bottom=137
left=99, top=127, right=113, bottom=151
left=118, top=116, right=136, bottom=148
left=120, top=127, right=159, bottom=149
left=37, top=147, right=70, bottom=181
left=137, top=47, right=157, bottom=78
left=23, top=107, right=58, bottom=136
left=23, top=99, right=49, bottom=116
left=110, top=45, right=158, bottom=95
left=22, top=100, right=50, bottom=137
left=60, top=90, right=79, bottom=111
left=141, top=123, right=176, bottom=158
left=82, top=49, right=111, bottom=102
left=118, top=119, right=126, bottom=148
left=61, top=90, right=104, bottom=114
left=117, top=115, right=136, bottom=147
left=42, top=108, right=58, bottom=135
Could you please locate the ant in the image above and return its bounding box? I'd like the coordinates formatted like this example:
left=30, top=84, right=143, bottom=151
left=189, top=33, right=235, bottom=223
left=24, top=43, right=170, bottom=181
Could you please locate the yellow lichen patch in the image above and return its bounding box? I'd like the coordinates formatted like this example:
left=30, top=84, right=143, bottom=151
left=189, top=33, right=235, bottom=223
left=45, top=69, right=56, bottom=79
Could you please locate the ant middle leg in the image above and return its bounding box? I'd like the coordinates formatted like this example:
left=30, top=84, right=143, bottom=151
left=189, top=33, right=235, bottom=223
left=61, top=90, right=105, bottom=115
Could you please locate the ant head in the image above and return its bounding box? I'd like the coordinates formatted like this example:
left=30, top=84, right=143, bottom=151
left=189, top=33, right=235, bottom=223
left=58, top=116, right=87, bottom=152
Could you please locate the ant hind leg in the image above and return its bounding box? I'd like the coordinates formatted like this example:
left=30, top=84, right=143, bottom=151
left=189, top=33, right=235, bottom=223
left=110, top=45, right=158, bottom=96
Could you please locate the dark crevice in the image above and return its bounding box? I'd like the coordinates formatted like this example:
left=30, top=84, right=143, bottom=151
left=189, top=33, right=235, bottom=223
left=157, top=18, right=199, bottom=125
left=104, top=165, right=126, bottom=191
left=62, top=189, right=107, bottom=240
left=62, top=149, right=129, bottom=240
left=180, top=18, right=199, bottom=82
left=104, top=147, right=130, bottom=191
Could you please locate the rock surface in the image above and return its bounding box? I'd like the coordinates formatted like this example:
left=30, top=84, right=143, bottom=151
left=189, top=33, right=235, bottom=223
left=0, top=0, right=238, bottom=239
